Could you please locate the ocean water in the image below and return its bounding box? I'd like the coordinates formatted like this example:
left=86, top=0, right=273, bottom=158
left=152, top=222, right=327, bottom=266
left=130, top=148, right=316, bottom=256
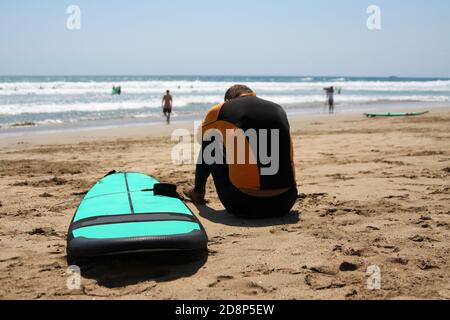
left=0, top=75, right=449, bottom=131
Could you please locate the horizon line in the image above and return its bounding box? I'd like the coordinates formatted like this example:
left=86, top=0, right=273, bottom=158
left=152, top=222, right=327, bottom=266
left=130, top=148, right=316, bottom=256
left=1, top=74, right=450, bottom=80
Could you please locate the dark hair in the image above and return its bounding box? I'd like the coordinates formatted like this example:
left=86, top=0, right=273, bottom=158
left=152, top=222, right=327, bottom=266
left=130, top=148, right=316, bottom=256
left=224, top=84, right=254, bottom=101
left=166, top=90, right=170, bottom=93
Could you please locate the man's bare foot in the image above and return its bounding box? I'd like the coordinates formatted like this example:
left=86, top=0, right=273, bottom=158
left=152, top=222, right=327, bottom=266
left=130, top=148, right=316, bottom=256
left=183, top=188, right=207, bottom=205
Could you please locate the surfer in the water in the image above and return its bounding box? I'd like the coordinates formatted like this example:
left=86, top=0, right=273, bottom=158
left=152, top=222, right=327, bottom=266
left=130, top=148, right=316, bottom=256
left=162, top=90, right=173, bottom=124
left=184, top=85, right=298, bottom=218
left=324, top=86, right=335, bottom=114
left=112, top=86, right=122, bottom=95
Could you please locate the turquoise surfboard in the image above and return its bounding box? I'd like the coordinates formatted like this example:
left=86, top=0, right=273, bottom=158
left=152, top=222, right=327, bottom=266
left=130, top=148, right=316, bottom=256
left=67, top=172, right=208, bottom=257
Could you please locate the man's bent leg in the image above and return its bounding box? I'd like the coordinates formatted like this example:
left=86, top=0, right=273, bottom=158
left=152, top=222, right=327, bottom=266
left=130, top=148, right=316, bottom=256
left=194, top=161, right=211, bottom=194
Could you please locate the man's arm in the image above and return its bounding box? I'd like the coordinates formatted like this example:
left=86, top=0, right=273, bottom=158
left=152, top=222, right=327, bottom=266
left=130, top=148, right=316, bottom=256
left=195, top=103, right=224, bottom=144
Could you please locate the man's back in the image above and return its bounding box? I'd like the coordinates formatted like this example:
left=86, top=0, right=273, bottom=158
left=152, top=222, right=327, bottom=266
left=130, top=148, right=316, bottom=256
left=202, top=95, right=296, bottom=192
left=187, top=85, right=298, bottom=218
left=163, top=94, right=172, bottom=108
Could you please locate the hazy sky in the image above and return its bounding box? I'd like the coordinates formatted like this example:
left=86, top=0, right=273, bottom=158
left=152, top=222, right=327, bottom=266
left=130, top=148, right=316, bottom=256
left=1, top=0, right=449, bottom=77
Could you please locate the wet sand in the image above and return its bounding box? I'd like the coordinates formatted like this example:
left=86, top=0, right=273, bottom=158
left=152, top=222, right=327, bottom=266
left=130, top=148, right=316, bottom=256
left=0, top=108, right=449, bottom=300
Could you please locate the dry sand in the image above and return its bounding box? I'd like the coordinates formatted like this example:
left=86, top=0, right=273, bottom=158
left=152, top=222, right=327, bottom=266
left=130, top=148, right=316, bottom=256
left=0, top=108, right=449, bottom=300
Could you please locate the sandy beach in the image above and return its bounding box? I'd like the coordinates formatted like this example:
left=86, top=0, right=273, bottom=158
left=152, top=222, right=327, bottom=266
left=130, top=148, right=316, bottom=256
left=0, top=108, right=449, bottom=300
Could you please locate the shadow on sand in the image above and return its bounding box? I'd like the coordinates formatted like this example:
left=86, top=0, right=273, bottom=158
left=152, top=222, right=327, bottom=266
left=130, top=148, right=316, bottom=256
left=68, top=250, right=207, bottom=288
left=196, top=206, right=301, bottom=227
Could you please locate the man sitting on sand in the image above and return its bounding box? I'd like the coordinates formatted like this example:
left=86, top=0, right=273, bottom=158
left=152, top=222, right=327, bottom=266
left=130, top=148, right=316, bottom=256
left=162, top=90, right=173, bottom=124
left=184, top=85, right=298, bottom=218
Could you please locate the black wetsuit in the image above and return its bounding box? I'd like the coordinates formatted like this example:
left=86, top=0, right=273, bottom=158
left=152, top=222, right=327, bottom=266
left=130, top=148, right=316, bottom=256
left=195, top=95, right=298, bottom=218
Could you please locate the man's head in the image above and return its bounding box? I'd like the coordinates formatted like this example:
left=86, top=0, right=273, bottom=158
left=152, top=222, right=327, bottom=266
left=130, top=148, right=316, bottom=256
left=224, top=85, right=254, bottom=102
left=166, top=90, right=170, bottom=94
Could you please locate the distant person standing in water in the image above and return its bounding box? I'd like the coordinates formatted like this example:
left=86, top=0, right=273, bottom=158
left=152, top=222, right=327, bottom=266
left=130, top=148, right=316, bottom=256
left=162, top=90, right=173, bottom=124
left=323, top=86, right=335, bottom=114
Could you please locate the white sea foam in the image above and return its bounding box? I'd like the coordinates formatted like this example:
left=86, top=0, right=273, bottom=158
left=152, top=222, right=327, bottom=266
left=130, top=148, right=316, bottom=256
left=1, top=94, right=448, bottom=115
left=0, top=96, right=219, bottom=115
left=1, top=80, right=450, bottom=96
left=1, top=78, right=449, bottom=124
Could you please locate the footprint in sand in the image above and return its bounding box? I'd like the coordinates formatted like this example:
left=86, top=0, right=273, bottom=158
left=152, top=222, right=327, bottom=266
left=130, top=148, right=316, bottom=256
left=339, top=261, right=359, bottom=272
left=389, top=257, right=409, bottom=265
left=305, top=274, right=346, bottom=291
left=342, top=247, right=366, bottom=257
left=208, top=275, right=274, bottom=296
left=409, top=235, right=439, bottom=243
left=269, top=227, right=294, bottom=234
left=208, top=275, right=234, bottom=288
left=226, top=233, right=248, bottom=238
left=417, top=259, right=439, bottom=270
left=0, top=251, right=21, bottom=263
left=242, top=281, right=274, bottom=296
left=208, top=249, right=218, bottom=256
left=47, top=242, right=65, bottom=253
left=39, top=193, right=54, bottom=198
left=436, top=221, right=449, bottom=229
left=28, top=227, right=59, bottom=237
left=208, top=236, right=225, bottom=245
left=309, top=265, right=338, bottom=276
left=241, top=264, right=273, bottom=277
left=38, top=262, right=63, bottom=272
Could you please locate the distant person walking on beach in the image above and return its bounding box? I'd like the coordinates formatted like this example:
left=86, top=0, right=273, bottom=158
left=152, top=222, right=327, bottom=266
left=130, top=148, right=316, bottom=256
left=324, top=86, right=335, bottom=114
left=162, top=90, right=173, bottom=124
